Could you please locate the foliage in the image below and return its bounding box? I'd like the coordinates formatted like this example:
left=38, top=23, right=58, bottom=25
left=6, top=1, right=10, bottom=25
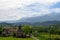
left=0, top=24, right=60, bottom=40
left=0, top=37, right=34, bottom=40
left=21, top=25, right=32, bottom=34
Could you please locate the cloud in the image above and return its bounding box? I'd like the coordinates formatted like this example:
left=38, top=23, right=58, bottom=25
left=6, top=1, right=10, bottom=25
left=50, top=2, right=60, bottom=8
left=0, top=0, right=60, bottom=21
left=0, top=0, right=60, bottom=9
left=49, top=8, right=60, bottom=13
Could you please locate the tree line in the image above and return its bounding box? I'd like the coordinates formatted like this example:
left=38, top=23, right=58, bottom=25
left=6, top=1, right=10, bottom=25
left=0, top=24, right=60, bottom=37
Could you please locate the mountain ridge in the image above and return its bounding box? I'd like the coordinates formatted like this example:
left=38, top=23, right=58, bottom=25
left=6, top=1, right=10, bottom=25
left=19, top=13, right=60, bottom=23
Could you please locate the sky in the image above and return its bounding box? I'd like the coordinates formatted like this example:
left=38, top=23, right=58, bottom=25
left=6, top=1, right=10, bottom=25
left=0, top=0, right=60, bottom=21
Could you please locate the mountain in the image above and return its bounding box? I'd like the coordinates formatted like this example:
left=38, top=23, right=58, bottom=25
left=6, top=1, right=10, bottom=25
left=33, top=21, right=60, bottom=26
left=0, top=20, right=60, bottom=26
left=0, top=13, right=60, bottom=26
left=19, top=13, right=60, bottom=23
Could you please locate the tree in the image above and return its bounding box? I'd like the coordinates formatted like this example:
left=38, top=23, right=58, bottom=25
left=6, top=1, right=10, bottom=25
left=0, top=27, right=3, bottom=35
left=21, top=25, right=32, bottom=34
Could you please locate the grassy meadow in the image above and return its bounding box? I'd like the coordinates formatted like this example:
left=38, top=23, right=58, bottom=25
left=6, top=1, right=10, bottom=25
left=36, top=33, right=60, bottom=40
left=0, top=37, right=34, bottom=40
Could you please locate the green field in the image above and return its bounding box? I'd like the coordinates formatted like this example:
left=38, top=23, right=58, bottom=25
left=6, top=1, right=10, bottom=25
left=36, top=33, right=50, bottom=40
left=36, top=33, right=60, bottom=40
left=0, top=37, right=34, bottom=40
left=0, top=34, right=60, bottom=40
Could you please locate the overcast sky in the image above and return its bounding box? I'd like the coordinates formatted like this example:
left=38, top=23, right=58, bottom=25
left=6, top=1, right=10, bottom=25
left=0, top=0, right=60, bottom=21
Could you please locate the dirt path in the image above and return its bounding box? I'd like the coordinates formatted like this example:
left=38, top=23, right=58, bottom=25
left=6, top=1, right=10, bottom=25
left=31, top=36, right=39, bottom=40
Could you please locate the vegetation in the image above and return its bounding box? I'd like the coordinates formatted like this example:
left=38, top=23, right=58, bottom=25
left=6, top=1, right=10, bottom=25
left=0, top=37, right=34, bottom=40
left=21, top=25, right=32, bottom=34
left=0, top=24, right=60, bottom=40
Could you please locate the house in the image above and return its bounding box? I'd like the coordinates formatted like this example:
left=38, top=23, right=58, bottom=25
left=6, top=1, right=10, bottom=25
left=2, top=27, right=30, bottom=38
left=2, top=27, right=17, bottom=37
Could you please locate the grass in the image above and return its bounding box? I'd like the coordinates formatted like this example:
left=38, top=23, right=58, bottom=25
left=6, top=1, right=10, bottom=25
left=51, top=34, right=60, bottom=40
left=36, top=33, right=60, bottom=40
left=0, top=37, right=34, bottom=40
left=36, top=33, right=50, bottom=40
left=0, top=33, right=60, bottom=40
